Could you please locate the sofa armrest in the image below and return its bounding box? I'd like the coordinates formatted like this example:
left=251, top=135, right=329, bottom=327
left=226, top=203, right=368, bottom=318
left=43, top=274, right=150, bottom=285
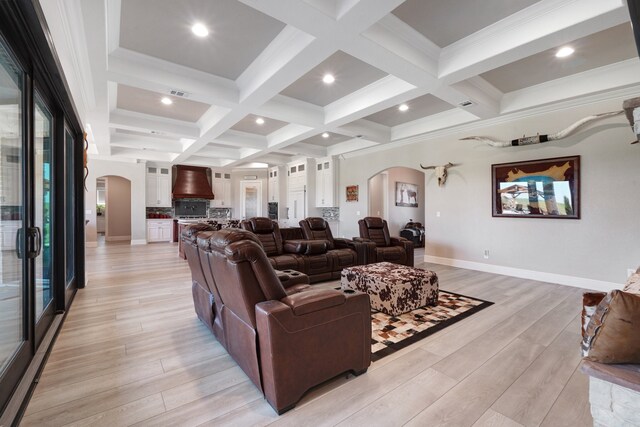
left=333, top=237, right=352, bottom=249
left=280, top=289, right=346, bottom=315
left=353, top=237, right=371, bottom=243
left=275, top=269, right=310, bottom=287
left=255, top=291, right=371, bottom=413
left=390, top=237, right=414, bottom=267
left=283, top=239, right=328, bottom=255
left=390, top=236, right=408, bottom=245
left=335, top=238, right=370, bottom=265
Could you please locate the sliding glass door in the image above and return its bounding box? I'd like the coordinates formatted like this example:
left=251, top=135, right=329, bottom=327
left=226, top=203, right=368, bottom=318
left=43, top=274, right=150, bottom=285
left=0, top=34, right=29, bottom=412
left=34, top=95, right=54, bottom=343
left=0, top=2, right=84, bottom=418
left=64, top=127, right=76, bottom=303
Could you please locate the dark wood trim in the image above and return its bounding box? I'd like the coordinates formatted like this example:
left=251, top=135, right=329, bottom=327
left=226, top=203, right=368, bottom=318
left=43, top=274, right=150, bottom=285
left=54, top=109, right=66, bottom=313
left=629, top=0, right=640, bottom=58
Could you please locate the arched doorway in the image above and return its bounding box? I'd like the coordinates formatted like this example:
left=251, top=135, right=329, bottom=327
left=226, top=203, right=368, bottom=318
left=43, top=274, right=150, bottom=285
left=96, top=175, right=132, bottom=246
left=367, top=166, right=425, bottom=236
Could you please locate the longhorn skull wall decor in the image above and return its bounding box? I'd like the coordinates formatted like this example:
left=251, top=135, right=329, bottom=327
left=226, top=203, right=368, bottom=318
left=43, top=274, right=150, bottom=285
left=420, top=162, right=456, bottom=187
left=460, top=110, right=624, bottom=147
left=622, top=97, right=640, bottom=144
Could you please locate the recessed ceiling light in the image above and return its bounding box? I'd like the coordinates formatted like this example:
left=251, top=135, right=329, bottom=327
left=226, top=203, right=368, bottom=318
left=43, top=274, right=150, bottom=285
left=398, top=104, right=409, bottom=112
left=161, top=97, right=173, bottom=105
left=555, top=46, right=574, bottom=58
left=191, top=23, right=209, bottom=38
left=322, top=74, right=335, bottom=84
left=322, top=132, right=329, bottom=138
left=255, top=117, right=265, bottom=125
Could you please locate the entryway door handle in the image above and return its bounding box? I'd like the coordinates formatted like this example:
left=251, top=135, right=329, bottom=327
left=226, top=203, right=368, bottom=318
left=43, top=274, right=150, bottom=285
left=27, top=227, right=41, bottom=258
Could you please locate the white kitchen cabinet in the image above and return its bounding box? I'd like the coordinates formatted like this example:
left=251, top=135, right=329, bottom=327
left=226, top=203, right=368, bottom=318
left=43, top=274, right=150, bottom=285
left=268, top=167, right=279, bottom=202
left=147, top=219, right=172, bottom=242
left=211, top=172, right=231, bottom=207
left=315, top=156, right=336, bottom=207
left=146, top=166, right=171, bottom=207
left=286, top=161, right=307, bottom=225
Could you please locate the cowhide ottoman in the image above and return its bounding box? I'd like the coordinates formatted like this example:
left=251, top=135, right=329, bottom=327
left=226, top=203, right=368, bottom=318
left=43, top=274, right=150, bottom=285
left=341, top=262, right=439, bottom=316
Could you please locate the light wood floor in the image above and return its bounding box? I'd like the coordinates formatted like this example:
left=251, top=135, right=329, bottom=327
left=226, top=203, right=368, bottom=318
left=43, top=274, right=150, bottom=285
left=21, top=242, right=593, bottom=426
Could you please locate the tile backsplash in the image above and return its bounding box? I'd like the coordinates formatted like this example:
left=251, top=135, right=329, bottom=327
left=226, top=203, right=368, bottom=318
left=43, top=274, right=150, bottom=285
left=146, top=207, right=173, bottom=218
left=321, top=207, right=339, bottom=220
left=209, top=207, right=232, bottom=219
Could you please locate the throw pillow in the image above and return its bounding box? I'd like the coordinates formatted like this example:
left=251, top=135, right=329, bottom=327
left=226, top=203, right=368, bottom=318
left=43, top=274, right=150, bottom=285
left=581, top=292, right=606, bottom=346
left=583, top=290, right=640, bottom=364
left=623, top=269, right=640, bottom=295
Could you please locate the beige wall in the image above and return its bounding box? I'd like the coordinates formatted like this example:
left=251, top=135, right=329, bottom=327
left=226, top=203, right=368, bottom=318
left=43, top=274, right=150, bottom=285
left=367, top=167, right=426, bottom=236
left=104, top=176, right=131, bottom=240
left=85, top=159, right=147, bottom=245
left=339, top=97, right=640, bottom=286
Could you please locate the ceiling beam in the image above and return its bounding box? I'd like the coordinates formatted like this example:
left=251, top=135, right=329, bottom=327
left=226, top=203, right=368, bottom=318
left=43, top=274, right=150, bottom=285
left=109, top=109, right=200, bottom=139
left=439, top=0, right=630, bottom=84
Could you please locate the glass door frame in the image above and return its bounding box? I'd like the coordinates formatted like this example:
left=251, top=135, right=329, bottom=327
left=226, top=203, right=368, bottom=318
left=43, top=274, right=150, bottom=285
left=0, top=29, right=32, bottom=414
left=32, top=87, right=56, bottom=347
left=0, top=0, right=85, bottom=416
left=57, top=122, right=78, bottom=308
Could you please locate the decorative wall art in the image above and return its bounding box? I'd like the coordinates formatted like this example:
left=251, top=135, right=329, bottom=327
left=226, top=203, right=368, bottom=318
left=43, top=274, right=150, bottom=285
left=395, top=182, right=418, bottom=207
left=346, top=185, right=359, bottom=202
left=491, top=156, right=580, bottom=219
left=420, top=162, right=457, bottom=187
left=462, top=111, right=622, bottom=148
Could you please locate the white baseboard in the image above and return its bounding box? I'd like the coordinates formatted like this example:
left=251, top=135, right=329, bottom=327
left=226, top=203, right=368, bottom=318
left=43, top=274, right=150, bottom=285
left=130, top=239, right=147, bottom=245
left=424, top=255, right=620, bottom=293
left=85, top=241, right=97, bottom=248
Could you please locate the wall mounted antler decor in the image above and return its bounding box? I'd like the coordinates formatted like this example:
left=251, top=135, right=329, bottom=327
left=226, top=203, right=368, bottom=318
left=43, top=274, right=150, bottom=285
left=420, top=162, right=457, bottom=187
left=623, top=97, right=640, bottom=144
left=461, top=111, right=623, bottom=147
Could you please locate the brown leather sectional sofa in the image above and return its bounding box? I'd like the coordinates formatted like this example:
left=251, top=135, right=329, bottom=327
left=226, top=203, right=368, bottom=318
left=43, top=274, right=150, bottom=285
left=181, top=225, right=371, bottom=414
left=241, top=217, right=372, bottom=283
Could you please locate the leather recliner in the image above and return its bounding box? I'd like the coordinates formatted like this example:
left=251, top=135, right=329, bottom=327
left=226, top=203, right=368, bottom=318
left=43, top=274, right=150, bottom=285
left=181, top=224, right=219, bottom=335
left=356, top=216, right=414, bottom=266
left=202, top=228, right=371, bottom=414
left=241, top=217, right=306, bottom=272
left=299, top=217, right=369, bottom=274
left=242, top=217, right=369, bottom=282
left=182, top=224, right=311, bottom=350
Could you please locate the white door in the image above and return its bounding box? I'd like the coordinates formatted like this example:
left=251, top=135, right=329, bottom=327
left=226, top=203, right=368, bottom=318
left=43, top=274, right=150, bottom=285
left=157, top=175, right=171, bottom=207
left=146, top=174, right=158, bottom=207
left=288, top=189, right=305, bottom=225
left=240, top=181, right=262, bottom=219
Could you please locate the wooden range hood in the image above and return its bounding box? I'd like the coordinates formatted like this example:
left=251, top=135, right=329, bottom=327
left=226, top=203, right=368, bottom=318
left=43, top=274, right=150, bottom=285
left=172, top=165, right=214, bottom=199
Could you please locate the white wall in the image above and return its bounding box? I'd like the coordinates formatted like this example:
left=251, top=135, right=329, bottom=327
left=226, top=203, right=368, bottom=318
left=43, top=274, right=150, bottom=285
left=85, top=159, right=146, bottom=245
left=339, top=97, right=640, bottom=287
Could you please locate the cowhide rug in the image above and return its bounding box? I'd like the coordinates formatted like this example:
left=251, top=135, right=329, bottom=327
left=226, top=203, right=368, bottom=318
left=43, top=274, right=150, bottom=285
left=370, top=291, right=493, bottom=361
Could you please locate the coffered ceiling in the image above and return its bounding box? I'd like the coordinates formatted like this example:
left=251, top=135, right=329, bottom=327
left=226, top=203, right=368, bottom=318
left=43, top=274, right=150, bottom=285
left=40, top=0, right=640, bottom=169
